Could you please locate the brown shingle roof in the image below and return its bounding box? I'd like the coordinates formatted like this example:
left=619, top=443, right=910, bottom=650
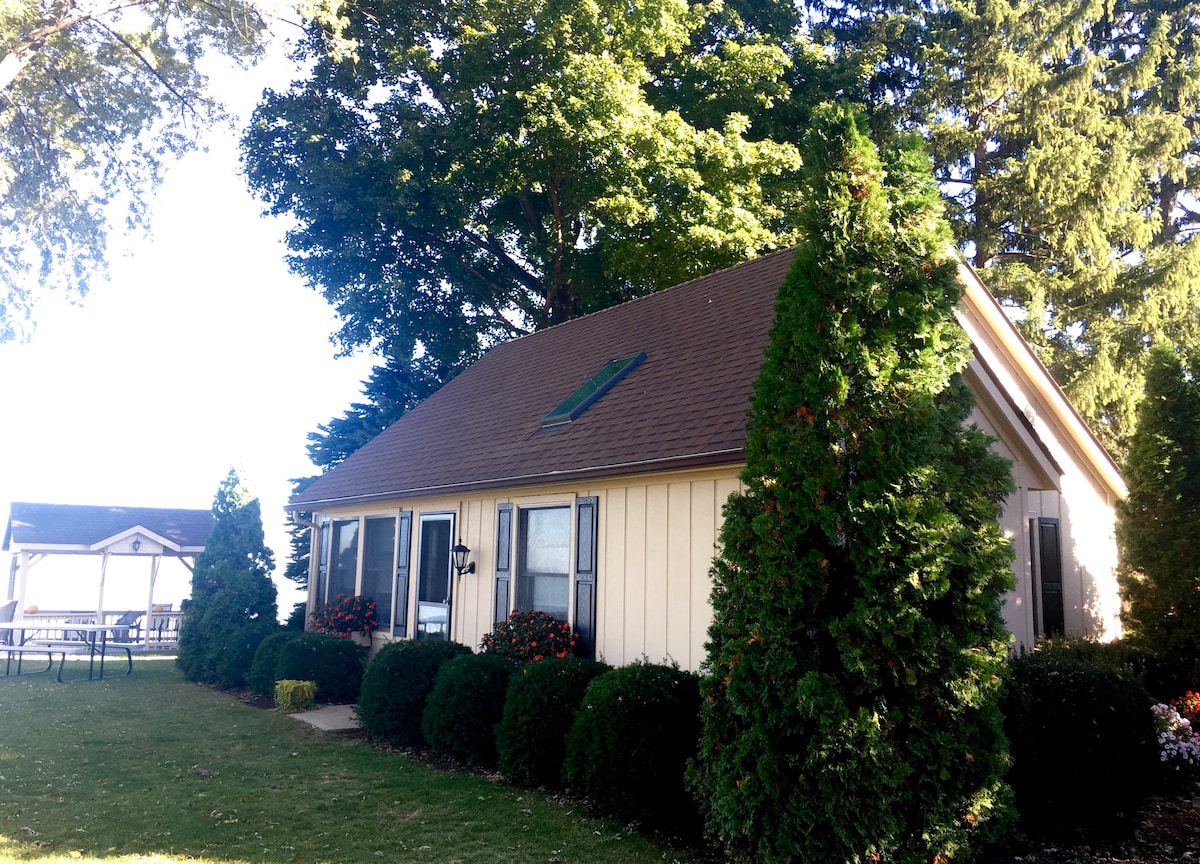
left=292, top=248, right=798, bottom=509
left=4, top=502, right=213, bottom=552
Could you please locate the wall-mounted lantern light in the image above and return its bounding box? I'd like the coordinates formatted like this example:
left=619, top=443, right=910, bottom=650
left=132, top=538, right=142, bottom=553
left=452, top=540, right=475, bottom=576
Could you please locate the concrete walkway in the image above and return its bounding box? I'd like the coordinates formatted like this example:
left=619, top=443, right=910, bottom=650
left=288, top=703, right=361, bottom=734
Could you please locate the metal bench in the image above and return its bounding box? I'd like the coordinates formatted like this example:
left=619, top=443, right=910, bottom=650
left=2, top=644, right=87, bottom=680
left=24, top=638, right=137, bottom=682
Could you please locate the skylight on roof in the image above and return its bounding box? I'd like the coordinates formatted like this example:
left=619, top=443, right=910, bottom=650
left=541, top=352, right=647, bottom=429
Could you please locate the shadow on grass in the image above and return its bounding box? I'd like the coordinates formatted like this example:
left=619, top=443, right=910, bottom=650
left=0, top=659, right=704, bottom=864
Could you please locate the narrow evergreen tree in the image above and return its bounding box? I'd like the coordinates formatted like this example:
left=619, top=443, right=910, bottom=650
left=691, top=104, right=1015, bottom=863
left=177, top=468, right=278, bottom=686
left=1117, top=343, right=1200, bottom=691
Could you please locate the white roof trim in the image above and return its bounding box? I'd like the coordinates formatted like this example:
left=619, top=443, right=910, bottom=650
left=955, top=260, right=1126, bottom=499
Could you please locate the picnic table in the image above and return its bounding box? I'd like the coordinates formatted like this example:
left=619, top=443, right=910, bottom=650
left=0, top=621, right=139, bottom=683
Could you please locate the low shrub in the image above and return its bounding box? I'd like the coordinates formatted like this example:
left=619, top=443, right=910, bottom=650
left=357, top=639, right=472, bottom=747
left=563, top=662, right=701, bottom=833
left=247, top=631, right=302, bottom=696
left=275, top=679, right=317, bottom=712
left=422, top=653, right=517, bottom=767
left=480, top=610, right=578, bottom=663
left=1001, top=651, right=1158, bottom=840
left=1033, top=636, right=1175, bottom=698
left=274, top=631, right=366, bottom=704
left=497, top=656, right=610, bottom=787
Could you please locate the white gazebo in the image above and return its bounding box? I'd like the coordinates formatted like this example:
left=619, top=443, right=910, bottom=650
left=3, top=502, right=212, bottom=646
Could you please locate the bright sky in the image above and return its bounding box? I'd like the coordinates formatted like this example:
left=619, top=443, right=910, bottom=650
left=0, top=40, right=376, bottom=615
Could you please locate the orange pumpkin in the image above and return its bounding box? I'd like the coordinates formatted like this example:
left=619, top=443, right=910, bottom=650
left=153, top=604, right=164, bottom=613
left=25, top=604, right=37, bottom=614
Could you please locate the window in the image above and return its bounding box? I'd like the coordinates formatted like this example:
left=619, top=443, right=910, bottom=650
left=495, top=497, right=597, bottom=657
left=516, top=506, right=571, bottom=620
left=328, top=519, right=359, bottom=600
left=362, top=517, right=396, bottom=629
left=541, top=352, right=646, bottom=429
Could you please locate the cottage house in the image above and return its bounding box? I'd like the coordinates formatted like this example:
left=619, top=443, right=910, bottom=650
left=289, top=249, right=1125, bottom=667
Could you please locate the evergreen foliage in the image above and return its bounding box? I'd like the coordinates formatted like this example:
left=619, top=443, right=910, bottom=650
left=806, top=0, right=1200, bottom=455
left=247, top=631, right=303, bottom=696
left=274, top=631, right=367, bottom=704
left=177, top=469, right=278, bottom=687
left=563, top=662, right=701, bottom=833
left=1117, top=343, right=1200, bottom=692
left=690, top=104, right=1015, bottom=863
left=1000, top=651, right=1158, bottom=840
left=356, top=639, right=472, bottom=747
left=496, top=656, right=610, bottom=788
left=421, top=653, right=517, bottom=767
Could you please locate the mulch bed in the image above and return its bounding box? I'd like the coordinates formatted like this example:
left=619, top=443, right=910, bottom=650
left=230, top=687, right=1199, bottom=862
left=990, top=794, right=1200, bottom=864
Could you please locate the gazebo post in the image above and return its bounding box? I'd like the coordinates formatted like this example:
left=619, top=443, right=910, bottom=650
left=96, top=551, right=110, bottom=623
left=145, top=555, right=161, bottom=645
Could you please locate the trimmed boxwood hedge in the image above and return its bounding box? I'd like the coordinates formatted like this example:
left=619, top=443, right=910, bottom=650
left=356, top=639, right=472, bottom=747
left=247, top=631, right=302, bottom=696
left=422, top=652, right=518, bottom=767
left=496, top=656, right=609, bottom=787
left=563, top=662, right=701, bottom=832
left=1001, top=651, right=1158, bottom=840
left=273, top=631, right=367, bottom=704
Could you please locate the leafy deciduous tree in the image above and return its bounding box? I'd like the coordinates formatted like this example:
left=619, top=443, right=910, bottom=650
left=0, top=0, right=346, bottom=342
left=691, top=104, right=1015, bottom=863
left=242, top=0, right=805, bottom=373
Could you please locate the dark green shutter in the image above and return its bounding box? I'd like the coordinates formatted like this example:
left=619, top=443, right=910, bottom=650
left=1031, top=517, right=1064, bottom=637
left=494, top=504, right=513, bottom=626
left=574, top=496, right=598, bottom=658
left=392, top=511, right=412, bottom=638
left=316, top=519, right=330, bottom=607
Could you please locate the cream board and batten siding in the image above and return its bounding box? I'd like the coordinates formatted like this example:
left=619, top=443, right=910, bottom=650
left=308, top=444, right=1108, bottom=672
left=307, top=466, right=742, bottom=670
left=955, top=264, right=1125, bottom=648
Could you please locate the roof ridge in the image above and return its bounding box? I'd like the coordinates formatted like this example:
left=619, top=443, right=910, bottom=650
left=497, top=246, right=798, bottom=349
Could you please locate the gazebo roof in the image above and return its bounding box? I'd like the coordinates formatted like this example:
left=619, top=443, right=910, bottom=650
left=4, top=502, right=212, bottom=556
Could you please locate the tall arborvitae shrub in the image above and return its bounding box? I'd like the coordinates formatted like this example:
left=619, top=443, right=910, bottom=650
left=690, top=104, right=1016, bottom=864
left=177, top=468, right=278, bottom=687
left=1117, top=342, right=1200, bottom=692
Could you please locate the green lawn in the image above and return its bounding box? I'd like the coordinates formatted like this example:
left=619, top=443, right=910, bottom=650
left=0, top=658, right=702, bottom=864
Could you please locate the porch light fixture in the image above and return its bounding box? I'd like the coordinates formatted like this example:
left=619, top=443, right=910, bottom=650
left=132, top=538, right=141, bottom=553
left=452, top=540, right=475, bottom=576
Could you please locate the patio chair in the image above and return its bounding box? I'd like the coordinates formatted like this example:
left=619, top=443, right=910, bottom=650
left=146, top=604, right=173, bottom=645
left=110, top=609, right=143, bottom=643
left=0, top=599, right=15, bottom=645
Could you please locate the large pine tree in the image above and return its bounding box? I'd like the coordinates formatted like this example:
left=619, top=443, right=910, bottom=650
left=807, top=0, right=1200, bottom=455
left=691, top=104, right=1015, bottom=863
left=1117, top=342, right=1200, bottom=691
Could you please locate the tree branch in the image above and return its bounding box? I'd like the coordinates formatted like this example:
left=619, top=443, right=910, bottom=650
left=0, top=0, right=157, bottom=94
left=92, top=18, right=201, bottom=118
